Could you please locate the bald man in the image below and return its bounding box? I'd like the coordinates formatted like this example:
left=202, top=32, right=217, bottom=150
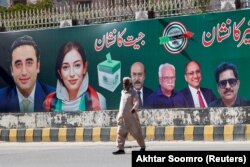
left=174, top=61, right=216, bottom=108
left=130, top=62, right=153, bottom=109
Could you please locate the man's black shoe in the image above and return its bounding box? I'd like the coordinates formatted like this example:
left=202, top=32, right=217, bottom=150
left=140, top=148, right=145, bottom=151
left=112, top=150, right=125, bottom=155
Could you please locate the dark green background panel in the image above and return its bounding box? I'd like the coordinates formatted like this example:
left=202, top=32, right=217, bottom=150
left=1, top=9, right=250, bottom=110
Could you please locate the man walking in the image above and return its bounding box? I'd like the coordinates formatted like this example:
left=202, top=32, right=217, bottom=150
left=113, top=77, right=145, bottom=155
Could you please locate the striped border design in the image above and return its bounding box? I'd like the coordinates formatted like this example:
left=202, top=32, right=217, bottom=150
left=0, top=125, right=250, bottom=142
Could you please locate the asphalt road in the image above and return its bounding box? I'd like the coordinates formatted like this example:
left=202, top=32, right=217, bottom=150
left=1, top=141, right=250, bottom=167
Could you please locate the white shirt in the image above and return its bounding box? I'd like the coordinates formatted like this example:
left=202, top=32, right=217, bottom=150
left=188, top=85, right=207, bottom=108
left=17, top=83, right=36, bottom=112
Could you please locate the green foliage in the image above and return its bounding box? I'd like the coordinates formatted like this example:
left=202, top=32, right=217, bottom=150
left=0, top=0, right=53, bottom=14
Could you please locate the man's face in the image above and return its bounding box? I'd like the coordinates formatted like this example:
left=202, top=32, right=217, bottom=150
left=217, top=69, right=239, bottom=104
left=159, top=66, right=175, bottom=93
left=130, top=63, right=145, bottom=90
left=185, top=61, right=202, bottom=89
left=11, top=45, right=40, bottom=97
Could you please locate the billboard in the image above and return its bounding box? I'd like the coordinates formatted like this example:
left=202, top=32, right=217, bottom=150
left=0, top=8, right=250, bottom=111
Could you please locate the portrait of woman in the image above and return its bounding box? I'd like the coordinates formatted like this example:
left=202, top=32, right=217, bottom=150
left=44, top=41, right=106, bottom=112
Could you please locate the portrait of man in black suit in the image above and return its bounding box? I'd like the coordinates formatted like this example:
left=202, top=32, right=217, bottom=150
left=174, top=61, right=216, bottom=108
left=130, top=62, right=153, bottom=109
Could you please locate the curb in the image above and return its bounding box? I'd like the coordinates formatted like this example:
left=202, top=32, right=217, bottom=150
left=1, top=124, right=250, bottom=142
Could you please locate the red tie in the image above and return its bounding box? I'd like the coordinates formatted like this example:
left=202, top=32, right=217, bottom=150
left=197, top=90, right=205, bottom=108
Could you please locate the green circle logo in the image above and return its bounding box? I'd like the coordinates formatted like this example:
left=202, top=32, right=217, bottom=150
left=162, top=22, right=188, bottom=54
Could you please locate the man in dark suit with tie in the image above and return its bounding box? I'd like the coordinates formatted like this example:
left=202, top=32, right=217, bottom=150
left=130, top=62, right=153, bottom=109
left=174, top=61, right=216, bottom=108
left=0, top=35, right=55, bottom=112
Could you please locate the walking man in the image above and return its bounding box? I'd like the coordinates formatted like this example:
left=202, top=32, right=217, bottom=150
left=113, top=77, right=145, bottom=154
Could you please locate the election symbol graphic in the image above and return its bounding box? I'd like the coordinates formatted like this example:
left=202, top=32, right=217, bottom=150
left=97, top=53, right=121, bottom=92
left=159, top=21, right=193, bottom=54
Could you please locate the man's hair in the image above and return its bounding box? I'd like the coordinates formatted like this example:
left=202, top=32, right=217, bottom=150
left=184, top=60, right=201, bottom=74
left=123, top=77, right=132, bottom=84
left=10, top=35, right=40, bottom=62
left=215, top=62, right=239, bottom=83
left=131, top=62, right=145, bottom=73
left=158, top=63, right=175, bottom=77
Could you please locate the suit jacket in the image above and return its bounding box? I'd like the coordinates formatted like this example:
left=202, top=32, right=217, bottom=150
left=173, top=87, right=216, bottom=108
left=145, top=86, right=177, bottom=109
left=0, top=81, right=55, bottom=113
left=141, top=86, right=153, bottom=108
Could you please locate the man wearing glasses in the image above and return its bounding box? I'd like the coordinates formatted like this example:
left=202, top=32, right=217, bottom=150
left=209, top=62, right=250, bottom=107
left=146, top=63, right=177, bottom=108
left=174, top=61, right=216, bottom=108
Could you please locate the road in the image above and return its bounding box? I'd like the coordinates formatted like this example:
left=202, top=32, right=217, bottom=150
left=1, top=141, right=250, bottom=167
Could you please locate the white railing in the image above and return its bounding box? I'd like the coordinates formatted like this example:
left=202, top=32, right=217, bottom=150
left=0, top=0, right=249, bottom=31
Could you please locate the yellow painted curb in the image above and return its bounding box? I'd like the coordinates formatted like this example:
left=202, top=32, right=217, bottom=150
left=204, top=125, right=213, bottom=141
left=110, top=127, right=117, bottom=142
left=9, top=129, right=17, bottom=142
left=75, top=127, right=84, bottom=142
left=184, top=126, right=194, bottom=141
left=245, top=125, right=250, bottom=140
left=146, top=126, right=155, bottom=141
left=25, top=129, right=34, bottom=142
left=42, top=128, right=50, bottom=142
left=165, top=126, right=174, bottom=141
left=127, top=133, right=134, bottom=141
left=224, top=125, right=234, bottom=141
left=58, top=128, right=67, bottom=142
left=92, top=127, right=101, bottom=142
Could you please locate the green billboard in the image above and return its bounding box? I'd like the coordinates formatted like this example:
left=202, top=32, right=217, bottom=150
left=0, top=9, right=250, bottom=110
